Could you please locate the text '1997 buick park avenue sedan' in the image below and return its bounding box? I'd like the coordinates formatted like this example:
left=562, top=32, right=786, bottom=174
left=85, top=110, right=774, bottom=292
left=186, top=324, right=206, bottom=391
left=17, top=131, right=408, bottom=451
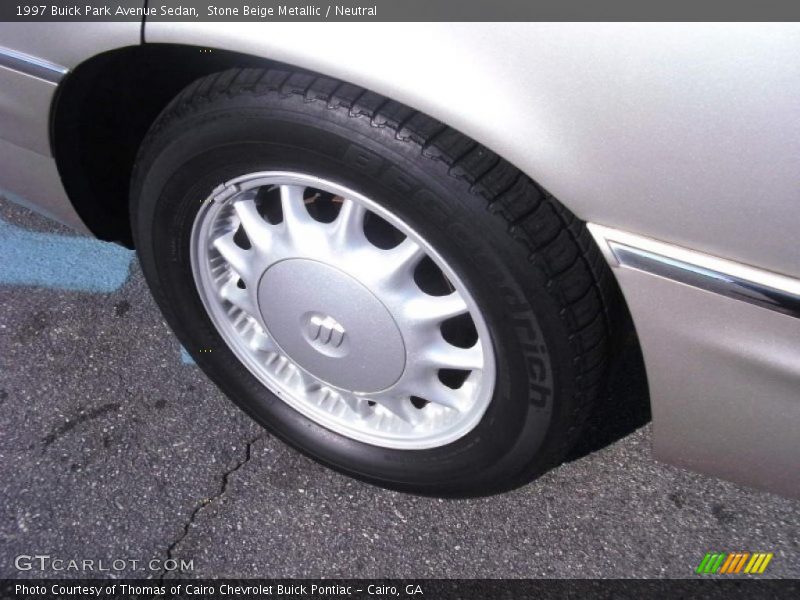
left=0, top=20, right=798, bottom=497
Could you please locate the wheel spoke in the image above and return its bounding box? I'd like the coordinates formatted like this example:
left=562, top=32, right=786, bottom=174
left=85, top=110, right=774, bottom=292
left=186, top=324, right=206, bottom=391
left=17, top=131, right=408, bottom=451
left=280, top=184, right=314, bottom=230
left=406, top=377, right=465, bottom=411
left=292, top=366, right=316, bottom=391
left=405, top=290, right=468, bottom=322
left=212, top=231, right=252, bottom=279
left=384, top=238, right=425, bottom=282
left=371, top=392, right=423, bottom=425
left=219, top=276, right=258, bottom=316
left=421, top=340, right=483, bottom=371
left=341, top=393, right=374, bottom=419
left=248, top=329, right=278, bottom=354
left=233, top=193, right=272, bottom=249
left=331, top=198, right=368, bottom=247
left=272, top=354, right=293, bottom=379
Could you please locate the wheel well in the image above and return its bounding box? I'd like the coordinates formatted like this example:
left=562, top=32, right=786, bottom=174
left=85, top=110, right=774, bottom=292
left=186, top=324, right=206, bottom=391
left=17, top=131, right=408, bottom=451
left=51, top=44, right=282, bottom=247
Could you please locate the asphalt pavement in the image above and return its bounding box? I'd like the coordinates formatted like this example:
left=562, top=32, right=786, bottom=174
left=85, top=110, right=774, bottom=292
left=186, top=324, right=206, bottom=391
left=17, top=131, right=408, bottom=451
left=1, top=196, right=798, bottom=579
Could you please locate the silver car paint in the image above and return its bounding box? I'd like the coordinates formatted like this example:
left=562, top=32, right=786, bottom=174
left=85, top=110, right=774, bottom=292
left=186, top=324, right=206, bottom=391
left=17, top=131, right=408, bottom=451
left=0, top=22, right=139, bottom=67
left=0, top=63, right=59, bottom=154
left=0, top=21, right=798, bottom=495
left=613, top=262, right=800, bottom=498
left=590, top=224, right=800, bottom=498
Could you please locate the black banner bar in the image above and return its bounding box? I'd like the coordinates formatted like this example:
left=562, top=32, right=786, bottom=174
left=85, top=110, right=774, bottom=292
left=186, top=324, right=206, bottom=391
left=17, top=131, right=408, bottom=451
left=3, top=0, right=800, bottom=22
left=3, top=579, right=800, bottom=600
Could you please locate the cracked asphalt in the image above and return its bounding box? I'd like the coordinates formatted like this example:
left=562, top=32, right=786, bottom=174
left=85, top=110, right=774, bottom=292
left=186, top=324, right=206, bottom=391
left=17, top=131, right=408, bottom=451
left=1, top=197, right=798, bottom=580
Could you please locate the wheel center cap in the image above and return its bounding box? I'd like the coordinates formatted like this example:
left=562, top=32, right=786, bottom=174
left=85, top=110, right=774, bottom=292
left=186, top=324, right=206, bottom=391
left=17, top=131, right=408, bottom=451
left=257, top=259, right=406, bottom=393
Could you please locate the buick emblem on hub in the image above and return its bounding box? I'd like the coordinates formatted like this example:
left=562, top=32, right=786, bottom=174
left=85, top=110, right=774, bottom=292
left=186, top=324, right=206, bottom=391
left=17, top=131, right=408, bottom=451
left=304, top=313, right=348, bottom=355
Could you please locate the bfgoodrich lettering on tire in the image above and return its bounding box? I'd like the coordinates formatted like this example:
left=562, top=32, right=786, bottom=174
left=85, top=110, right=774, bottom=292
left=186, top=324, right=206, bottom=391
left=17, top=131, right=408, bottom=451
left=131, top=68, right=614, bottom=496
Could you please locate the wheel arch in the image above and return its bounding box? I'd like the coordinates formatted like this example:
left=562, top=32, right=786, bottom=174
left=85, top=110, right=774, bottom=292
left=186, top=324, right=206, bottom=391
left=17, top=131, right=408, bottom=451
left=50, top=44, right=286, bottom=246
left=51, top=39, right=589, bottom=249
left=51, top=39, right=579, bottom=249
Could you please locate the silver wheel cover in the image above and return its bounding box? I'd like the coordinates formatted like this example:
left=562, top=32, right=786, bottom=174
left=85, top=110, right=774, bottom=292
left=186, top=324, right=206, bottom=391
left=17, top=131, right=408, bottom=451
left=190, top=172, right=496, bottom=449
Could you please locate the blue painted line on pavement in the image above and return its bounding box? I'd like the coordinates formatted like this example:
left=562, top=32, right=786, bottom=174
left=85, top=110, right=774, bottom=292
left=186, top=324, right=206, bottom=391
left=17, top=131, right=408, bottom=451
left=180, top=346, right=196, bottom=365
left=0, top=207, right=196, bottom=367
left=0, top=217, right=134, bottom=292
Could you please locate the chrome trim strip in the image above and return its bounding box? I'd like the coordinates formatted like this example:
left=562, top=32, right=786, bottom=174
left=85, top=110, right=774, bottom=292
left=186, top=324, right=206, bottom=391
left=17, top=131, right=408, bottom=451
left=0, top=46, right=67, bottom=83
left=609, top=242, right=800, bottom=319
left=587, top=223, right=800, bottom=320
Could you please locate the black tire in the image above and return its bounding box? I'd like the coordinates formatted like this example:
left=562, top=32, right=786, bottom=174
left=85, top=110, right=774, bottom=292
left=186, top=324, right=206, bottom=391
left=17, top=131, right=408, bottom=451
left=130, top=68, right=614, bottom=496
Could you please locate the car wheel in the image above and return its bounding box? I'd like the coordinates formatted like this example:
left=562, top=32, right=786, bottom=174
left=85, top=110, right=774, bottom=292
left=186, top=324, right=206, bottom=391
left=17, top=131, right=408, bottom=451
left=130, top=68, right=612, bottom=496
